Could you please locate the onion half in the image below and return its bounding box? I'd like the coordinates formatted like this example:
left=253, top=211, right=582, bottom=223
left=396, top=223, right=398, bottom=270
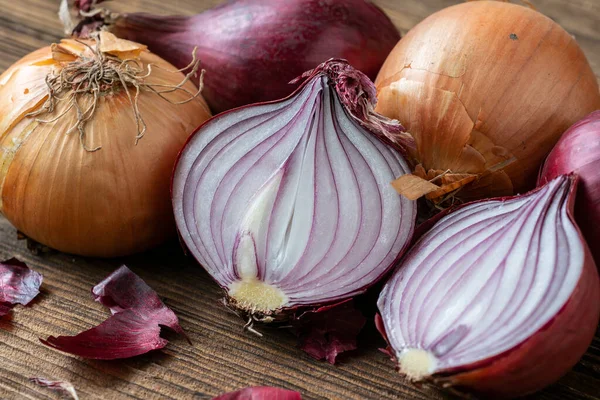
left=540, top=111, right=600, bottom=263
left=173, top=60, right=415, bottom=319
left=375, top=1, right=600, bottom=203
left=377, top=175, right=600, bottom=397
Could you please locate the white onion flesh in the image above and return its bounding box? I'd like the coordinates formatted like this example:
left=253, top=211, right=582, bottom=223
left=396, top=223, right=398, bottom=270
left=173, top=70, right=415, bottom=311
left=378, top=176, right=588, bottom=376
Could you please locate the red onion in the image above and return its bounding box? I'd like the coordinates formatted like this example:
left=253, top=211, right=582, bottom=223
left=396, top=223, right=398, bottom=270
left=377, top=175, right=600, bottom=398
left=539, top=111, right=600, bottom=263
left=41, top=266, right=185, bottom=359
left=172, top=60, right=415, bottom=322
left=70, top=0, right=401, bottom=113
left=213, top=387, right=301, bottom=400
left=30, top=378, right=78, bottom=400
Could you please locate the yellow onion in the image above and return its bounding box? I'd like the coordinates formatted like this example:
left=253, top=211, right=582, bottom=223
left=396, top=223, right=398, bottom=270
left=0, top=32, right=211, bottom=257
left=375, top=1, right=600, bottom=203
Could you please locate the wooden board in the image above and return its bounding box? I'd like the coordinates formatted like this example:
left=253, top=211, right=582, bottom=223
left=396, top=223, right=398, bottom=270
left=0, top=0, right=599, bottom=399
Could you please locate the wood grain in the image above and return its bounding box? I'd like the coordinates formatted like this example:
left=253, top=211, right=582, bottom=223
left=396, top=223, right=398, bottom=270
left=0, top=1, right=599, bottom=399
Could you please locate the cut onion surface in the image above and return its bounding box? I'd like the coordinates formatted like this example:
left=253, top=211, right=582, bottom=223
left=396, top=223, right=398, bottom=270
left=173, top=60, right=416, bottom=320
left=377, top=175, right=600, bottom=398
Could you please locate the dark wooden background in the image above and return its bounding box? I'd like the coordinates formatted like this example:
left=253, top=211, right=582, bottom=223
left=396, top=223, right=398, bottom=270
left=0, top=1, right=599, bottom=399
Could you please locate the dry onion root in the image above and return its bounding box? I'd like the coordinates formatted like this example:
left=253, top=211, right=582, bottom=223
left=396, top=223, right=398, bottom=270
left=0, top=32, right=211, bottom=257
left=375, top=1, right=600, bottom=205
left=377, top=175, right=600, bottom=398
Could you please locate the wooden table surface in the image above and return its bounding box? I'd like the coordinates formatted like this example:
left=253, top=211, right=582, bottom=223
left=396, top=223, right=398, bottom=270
left=0, top=1, right=599, bottom=399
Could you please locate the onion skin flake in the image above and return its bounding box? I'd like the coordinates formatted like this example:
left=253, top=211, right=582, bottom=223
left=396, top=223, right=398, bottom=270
left=41, top=266, right=185, bottom=360
left=0, top=258, right=42, bottom=317
left=540, top=111, right=600, bottom=264
left=172, top=59, right=416, bottom=325
left=213, top=387, right=302, bottom=400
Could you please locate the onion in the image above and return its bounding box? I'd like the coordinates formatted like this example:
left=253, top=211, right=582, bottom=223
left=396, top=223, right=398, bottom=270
left=375, top=1, right=600, bottom=203
left=172, top=60, right=415, bottom=323
left=0, top=32, right=211, bottom=257
left=539, top=111, right=600, bottom=263
left=69, top=0, right=401, bottom=113
left=377, top=175, right=600, bottom=398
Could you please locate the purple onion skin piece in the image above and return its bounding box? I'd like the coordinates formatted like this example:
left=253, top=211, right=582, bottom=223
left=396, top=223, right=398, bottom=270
left=76, top=0, right=400, bottom=113
left=377, top=175, right=600, bottom=398
left=0, top=258, right=42, bottom=317
left=172, top=59, right=415, bottom=319
left=539, top=110, right=600, bottom=264
left=41, top=266, right=185, bottom=359
left=213, top=387, right=302, bottom=400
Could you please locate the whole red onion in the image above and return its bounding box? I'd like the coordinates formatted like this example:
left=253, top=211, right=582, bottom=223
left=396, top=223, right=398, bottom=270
left=539, top=111, right=600, bottom=263
left=72, top=0, right=401, bottom=113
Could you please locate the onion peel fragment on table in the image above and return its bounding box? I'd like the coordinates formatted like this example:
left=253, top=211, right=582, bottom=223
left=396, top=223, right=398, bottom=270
left=213, top=386, right=302, bottom=400
left=0, top=258, right=42, bottom=317
left=30, top=377, right=79, bottom=400
left=292, top=300, right=366, bottom=364
left=40, top=265, right=186, bottom=359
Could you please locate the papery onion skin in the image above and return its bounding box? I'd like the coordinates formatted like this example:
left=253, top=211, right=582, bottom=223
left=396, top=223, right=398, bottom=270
left=539, top=111, right=600, bottom=263
left=0, top=258, right=43, bottom=317
left=0, top=38, right=211, bottom=257
left=375, top=1, right=600, bottom=202
left=377, top=176, right=600, bottom=398
left=172, top=60, right=415, bottom=317
left=213, top=387, right=302, bottom=400
left=30, top=378, right=78, bottom=400
left=74, top=0, right=400, bottom=113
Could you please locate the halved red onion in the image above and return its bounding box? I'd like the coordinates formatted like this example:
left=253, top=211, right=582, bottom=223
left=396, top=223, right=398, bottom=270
left=173, top=60, right=415, bottom=319
left=377, top=175, right=600, bottom=398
